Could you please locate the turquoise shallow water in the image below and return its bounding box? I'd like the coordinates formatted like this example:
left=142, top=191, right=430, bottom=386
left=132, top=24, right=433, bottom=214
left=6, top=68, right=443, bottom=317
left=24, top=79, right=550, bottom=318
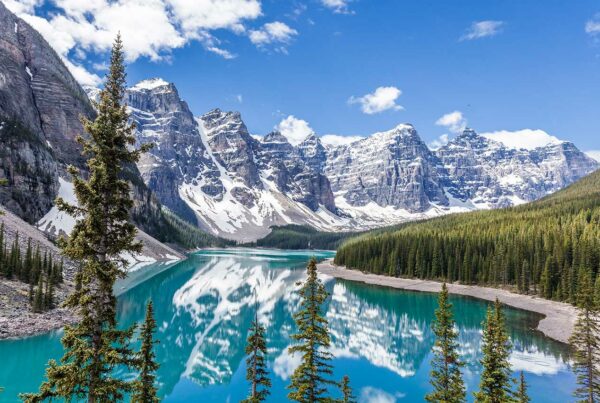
left=0, top=249, right=575, bottom=402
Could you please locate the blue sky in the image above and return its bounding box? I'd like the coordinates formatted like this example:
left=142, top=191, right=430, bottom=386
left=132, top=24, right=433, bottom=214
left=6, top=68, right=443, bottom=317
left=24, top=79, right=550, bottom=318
left=6, top=0, right=600, bottom=155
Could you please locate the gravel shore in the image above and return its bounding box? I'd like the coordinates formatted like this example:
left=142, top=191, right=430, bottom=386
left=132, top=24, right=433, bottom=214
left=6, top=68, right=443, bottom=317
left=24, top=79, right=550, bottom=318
left=0, top=278, right=76, bottom=340
left=318, top=259, right=577, bottom=344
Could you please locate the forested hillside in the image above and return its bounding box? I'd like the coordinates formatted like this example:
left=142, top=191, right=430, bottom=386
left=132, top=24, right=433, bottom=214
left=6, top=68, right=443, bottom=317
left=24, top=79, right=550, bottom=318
left=247, top=224, right=361, bottom=250
left=335, top=169, right=600, bottom=303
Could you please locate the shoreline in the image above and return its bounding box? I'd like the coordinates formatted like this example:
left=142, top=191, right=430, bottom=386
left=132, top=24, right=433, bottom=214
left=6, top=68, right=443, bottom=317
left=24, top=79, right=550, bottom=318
left=318, top=259, right=577, bottom=344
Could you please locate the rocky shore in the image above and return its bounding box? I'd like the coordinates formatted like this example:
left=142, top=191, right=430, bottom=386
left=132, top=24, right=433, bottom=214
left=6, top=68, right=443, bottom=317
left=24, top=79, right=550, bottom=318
left=318, top=259, right=577, bottom=344
left=0, top=278, right=76, bottom=339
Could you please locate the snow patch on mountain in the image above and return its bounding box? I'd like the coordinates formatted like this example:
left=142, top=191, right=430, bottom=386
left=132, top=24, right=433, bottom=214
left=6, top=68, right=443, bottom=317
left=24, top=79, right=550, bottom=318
left=37, top=177, right=77, bottom=236
left=36, top=177, right=182, bottom=268
left=586, top=150, right=600, bottom=162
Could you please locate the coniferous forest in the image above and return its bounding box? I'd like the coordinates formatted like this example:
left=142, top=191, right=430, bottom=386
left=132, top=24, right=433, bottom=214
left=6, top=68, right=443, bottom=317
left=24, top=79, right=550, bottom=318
left=0, top=224, right=63, bottom=312
left=335, top=168, right=600, bottom=303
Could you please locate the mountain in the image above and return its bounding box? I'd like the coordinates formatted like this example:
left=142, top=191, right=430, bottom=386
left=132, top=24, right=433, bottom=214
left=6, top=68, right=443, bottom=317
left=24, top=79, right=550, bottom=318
left=437, top=128, right=598, bottom=208
left=334, top=168, right=600, bottom=303
left=118, top=77, right=597, bottom=241
left=124, top=81, right=345, bottom=241
left=324, top=124, right=448, bottom=212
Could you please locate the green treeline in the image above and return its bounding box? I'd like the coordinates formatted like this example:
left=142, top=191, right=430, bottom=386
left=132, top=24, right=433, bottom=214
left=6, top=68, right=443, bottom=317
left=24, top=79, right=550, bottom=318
left=160, top=207, right=234, bottom=249
left=248, top=224, right=362, bottom=250
left=0, top=224, right=63, bottom=312
left=335, top=169, right=600, bottom=303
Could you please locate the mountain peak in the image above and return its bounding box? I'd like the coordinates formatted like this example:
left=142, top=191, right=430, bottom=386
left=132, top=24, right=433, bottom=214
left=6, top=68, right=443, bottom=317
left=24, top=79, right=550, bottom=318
left=263, top=131, right=289, bottom=144
left=131, top=78, right=171, bottom=91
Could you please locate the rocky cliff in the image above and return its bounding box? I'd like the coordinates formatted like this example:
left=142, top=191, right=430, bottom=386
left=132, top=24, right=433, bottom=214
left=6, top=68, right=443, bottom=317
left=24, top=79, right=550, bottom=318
left=0, top=3, right=198, bottom=254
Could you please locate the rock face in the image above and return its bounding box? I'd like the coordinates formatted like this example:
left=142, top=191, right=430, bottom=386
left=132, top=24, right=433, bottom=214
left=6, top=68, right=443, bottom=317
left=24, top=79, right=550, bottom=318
left=436, top=129, right=599, bottom=208
left=126, top=79, right=220, bottom=224
left=0, top=1, right=96, bottom=221
left=324, top=124, right=448, bottom=212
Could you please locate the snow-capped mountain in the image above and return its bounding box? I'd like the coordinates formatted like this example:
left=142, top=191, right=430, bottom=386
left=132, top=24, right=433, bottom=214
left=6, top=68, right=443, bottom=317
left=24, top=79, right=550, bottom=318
left=119, top=78, right=598, bottom=241
left=125, top=81, right=346, bottom=241
left=437, top=128, right=598, bottom=208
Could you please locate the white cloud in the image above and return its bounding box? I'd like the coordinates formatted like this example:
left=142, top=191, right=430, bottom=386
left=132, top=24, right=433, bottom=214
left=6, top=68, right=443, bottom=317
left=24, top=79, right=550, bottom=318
left=586, top=150, right=600, bottom=162
left=428, top=133, right=449, bottom=150
left=585, top=15, right=600, bottom=36
left=349, top=86, right=403, bottom=115
left=435, top=111, right=467, bottom=134
left=7, top=0, right=263, bottom=85
left=276, top=115, right=314, bottom=145
left=167, top=0, right=261, bottom=34
left=460, top=20, right=504, bottom=41
left=3, top=0, right=43, bottom=14
left=235, top=94, right=243, bottom=103
left=249, top=21, right=298, bottom=50
left=359, top=387, right=405, bottom=403
left=321, top=0, right=351, bottom=14
left=206, top=46, right=236, bottom=59
left=320, top=134, right=363, bottom=146
left=481, top=129, right=563, bottom=150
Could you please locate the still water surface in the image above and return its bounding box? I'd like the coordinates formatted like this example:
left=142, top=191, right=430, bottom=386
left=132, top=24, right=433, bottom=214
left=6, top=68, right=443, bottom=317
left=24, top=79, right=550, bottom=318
left=0, top=249, right=575, bottom=402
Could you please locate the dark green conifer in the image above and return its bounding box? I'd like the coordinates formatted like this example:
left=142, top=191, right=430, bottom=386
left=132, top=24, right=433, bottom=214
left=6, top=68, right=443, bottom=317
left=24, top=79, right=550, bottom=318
left=426, top=283, right=466, bottom=403
left=474, top=299, right=514, bottom=403
left=32, top=274, right=44, bottom=313
left=569, top=268, right=600, bottom=403
left=516, top=371, right=530, bottom=403
left=21, top=34, right=151, bottom=403
left=288, top=257, right=336, bottom=402
left=132, top=301, right=160, bottom=403
left=242, top=311, right=271, bottom=403
left=340, top=375, right=355, bottom=403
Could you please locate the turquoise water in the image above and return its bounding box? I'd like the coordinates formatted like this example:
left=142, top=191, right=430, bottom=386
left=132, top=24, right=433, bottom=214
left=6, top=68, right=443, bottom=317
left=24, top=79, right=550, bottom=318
left=0, top=249, right=575, bottom=402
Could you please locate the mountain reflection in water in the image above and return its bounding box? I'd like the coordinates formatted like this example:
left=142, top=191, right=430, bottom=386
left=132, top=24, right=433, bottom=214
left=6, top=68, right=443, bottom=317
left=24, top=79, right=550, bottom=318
left=0, top=249, right=574, bottom=402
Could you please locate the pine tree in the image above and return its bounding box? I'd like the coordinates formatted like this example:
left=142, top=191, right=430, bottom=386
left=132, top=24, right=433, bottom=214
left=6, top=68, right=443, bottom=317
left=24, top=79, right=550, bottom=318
left=132, top=301, right=160, bottom=403
left=340, top=375, right=355, bottom=403
left=426, top=283, right=466, bottom=403
left=288, top=257, right=336, bottom=402
left=0, top=223, right=4, bottom=275
left=21, top=34, right=151, bottom=403
left=242, top=311, right=271, bottom=403
left=516, top=371, right=530, bottom=403
left=474, top=299, right=515, bottom=403
left=44, top=275, right=54, bottom=310
left=569, top=268, right=600, bottom=403
left=32, top=274, right=44, bottom=313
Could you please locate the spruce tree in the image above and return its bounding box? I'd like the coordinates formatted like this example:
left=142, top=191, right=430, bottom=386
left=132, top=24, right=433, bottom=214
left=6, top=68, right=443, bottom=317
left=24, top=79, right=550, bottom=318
left=569, top=268, right=600, bottom=403
left=516, top=371, right=530, bottom=403
left=340, top=375, right=355, bottom=403
left=426, top=283, right=466, bottom=403
left=21, top=34, right=151, bottom=403
left=288, top=257, right=336, bottom=402
left=242, top=311, right=271, bottom=403
left=132, top=301, right=160, bottom=403
left=474, top=299, right=514, bottom=403
left=32, top=274, right=44, bottom=313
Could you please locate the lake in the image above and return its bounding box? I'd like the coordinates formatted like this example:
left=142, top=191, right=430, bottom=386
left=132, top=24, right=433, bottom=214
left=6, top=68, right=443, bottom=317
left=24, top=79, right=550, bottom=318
left=0, top=249, right=575, bottom=402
